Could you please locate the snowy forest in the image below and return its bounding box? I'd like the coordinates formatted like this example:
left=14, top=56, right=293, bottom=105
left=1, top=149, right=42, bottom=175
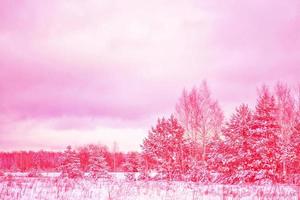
left=1, top=82, right=300, bottom=185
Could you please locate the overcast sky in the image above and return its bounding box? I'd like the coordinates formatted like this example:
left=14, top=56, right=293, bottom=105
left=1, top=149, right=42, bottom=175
left=0, top=0, right=299, bottom=151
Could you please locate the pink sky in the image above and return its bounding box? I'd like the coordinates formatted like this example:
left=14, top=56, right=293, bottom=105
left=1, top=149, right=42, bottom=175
left=0, top=0, right=299, bottom=152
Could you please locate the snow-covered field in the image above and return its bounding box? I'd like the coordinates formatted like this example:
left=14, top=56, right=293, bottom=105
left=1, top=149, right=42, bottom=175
left=0, top=175, right=299, bottom=200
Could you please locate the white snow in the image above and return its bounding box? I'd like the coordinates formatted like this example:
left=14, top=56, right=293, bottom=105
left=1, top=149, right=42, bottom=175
left=0, top=174, right=298, bottom=200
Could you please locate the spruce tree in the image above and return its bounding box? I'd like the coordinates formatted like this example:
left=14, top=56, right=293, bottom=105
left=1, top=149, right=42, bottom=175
left=88, top=149, right=110, bottom=180
left=141, top=115, right=186, bottom=181
left=250, top=86, right=280, bottom=183
left=123, top=152, right=139, bottom=181
left=215, top=104, right=254, bottom=184
left=61, top=145, right=83, bottom=179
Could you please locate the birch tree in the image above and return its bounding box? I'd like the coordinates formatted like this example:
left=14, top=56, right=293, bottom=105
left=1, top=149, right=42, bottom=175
left=176, top=81, right=223, bottom=163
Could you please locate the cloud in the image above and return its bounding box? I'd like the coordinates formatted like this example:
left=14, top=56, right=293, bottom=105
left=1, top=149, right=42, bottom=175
left=0, top=0, right=299, bottom=150
left=0, top=117, right=146, bottom=152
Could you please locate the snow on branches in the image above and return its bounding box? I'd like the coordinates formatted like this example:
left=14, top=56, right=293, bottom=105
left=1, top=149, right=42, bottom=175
left=141, top=115, right=187, bottom=181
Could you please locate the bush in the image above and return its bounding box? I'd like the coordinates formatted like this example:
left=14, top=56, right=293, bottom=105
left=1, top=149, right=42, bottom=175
left=27, top=170, right=41, bottom=178
left=125, top=172, right=136, bottom=181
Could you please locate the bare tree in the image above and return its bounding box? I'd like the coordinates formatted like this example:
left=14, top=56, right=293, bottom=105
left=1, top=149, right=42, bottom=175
left=274, top=82, right=296, bottom=178
left=176, top=81, right=223, bottom=163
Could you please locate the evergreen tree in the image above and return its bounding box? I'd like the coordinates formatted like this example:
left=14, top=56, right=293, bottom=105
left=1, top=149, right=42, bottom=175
left=141, top=115, right=186, bottom=181
left=122, top=152, right=139, bottom=181
left=249, top=86, right=281, bottom=183
left=209, top=104, right=254, bottom=184
left=88, top=148, right=110, bottom=180
left=184, top=140, right=207, bottom=182
left=60, top=146, right=83, bottom=179
left=122, top=152, right=139, bottom=172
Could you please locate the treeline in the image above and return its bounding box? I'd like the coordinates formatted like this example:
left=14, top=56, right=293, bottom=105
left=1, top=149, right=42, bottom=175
left=140, top=82, right=300, bottom=184
left=0, top=151, right=62, bottom=172
left=0, top=81, right=300, bottom=185
left=0, top=146, right=141, bottom=173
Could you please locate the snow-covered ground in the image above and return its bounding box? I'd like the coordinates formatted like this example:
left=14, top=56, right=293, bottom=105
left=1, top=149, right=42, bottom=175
left=4, top=172, right=128, bottom=179
left=0, top=175, right=299, bottom=200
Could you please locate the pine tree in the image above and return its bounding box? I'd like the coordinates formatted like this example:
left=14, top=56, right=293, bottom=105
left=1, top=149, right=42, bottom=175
left=186, top=154, right=209, bottom=182
left=211, top=104, right=254, bottom=184
left=60, top=146, right=83, bottom=179
left=123, top=152, right=139, bottom=181
left=88, top=148, right=110, bottom=180
left=250, top=86, right=281, bottom=184
left=141, top=115, right=186, bottom=181
left=184, top=139, right=206, bottom=182
left=123, top=152, right=139, bottom=172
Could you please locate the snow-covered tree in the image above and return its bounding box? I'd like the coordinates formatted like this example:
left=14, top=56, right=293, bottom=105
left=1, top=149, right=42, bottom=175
left=137, top=154, right=151, bottom=180
left=60, top=146, right=83, bottom=179
left=88, top=149, right=109, bottom=179
left=122, top=152, right=139, bottom=172
left=141, top=115, right=186, bottom=181
left=249, top=86, right=281, bottom=183
left=208, top=104, right=254, bottom=184
left=274, top=82, right=297, bottom=178
left=176, top=81, right=224, bottom=163
left=186, top=154, right=210, bottom=182
left=291, top=90, right=300, bottom=175
left=181, top=139, right=205, bottom=182
left=122, top=152, right=139, bottom=181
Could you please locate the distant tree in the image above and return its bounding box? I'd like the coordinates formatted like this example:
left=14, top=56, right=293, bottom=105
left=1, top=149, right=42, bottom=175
left=122, top=152, right=140, bottom=181
left=78, top=147, right=90, bottom=172
left=88, top=146, right=110, bottom=180
left=112, top=141, right=118, bottom=172
left=27, top=169, right=41, bottom=177
left=60, top=146, right=83, bottom=179
left=31, top=152, right=41, bottom=171
left=122, top=152, right=139, bottom=172
left=141, top=115, right=186, bottom=181
left=176, top=81, right=223, bottom=164
left=249, top=86, right=281, bottom=183
left=137, top=154, right=151, bottom=180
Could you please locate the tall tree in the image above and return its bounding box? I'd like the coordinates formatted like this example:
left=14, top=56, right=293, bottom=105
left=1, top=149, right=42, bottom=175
left=176, top=81, right=223, bottom=163
left=141, top=115, right=187, bottom=181
left=250, top=86, right=281, bottom=183
left=274, top=82, right=296, bottom=178
left=209, top=104, right=254, bottom=184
